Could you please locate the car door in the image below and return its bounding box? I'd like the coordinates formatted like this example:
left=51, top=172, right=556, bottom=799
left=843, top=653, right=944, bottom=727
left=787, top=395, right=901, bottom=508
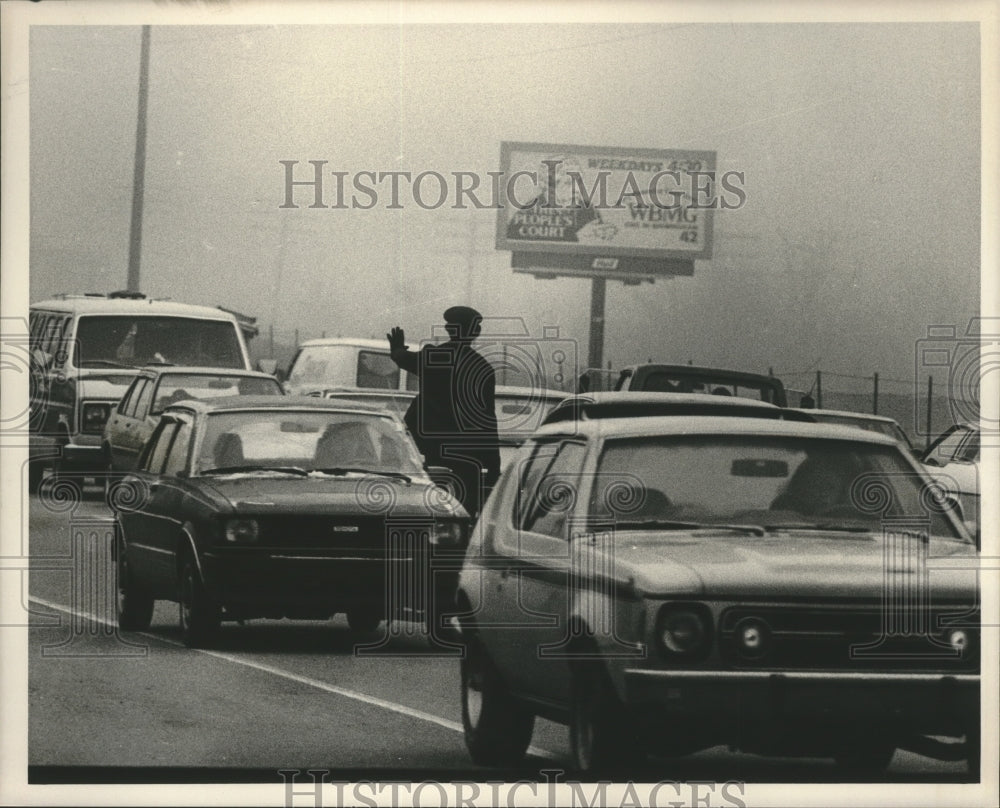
left=111, top=377, right=149, bottom=469
left=123, top=378, right=157, bottom=467
left=488, top=439, right=588, bottom=703
left=105, top=378, right=140, bottom=470
left=121, top=417, right=181, bottom=597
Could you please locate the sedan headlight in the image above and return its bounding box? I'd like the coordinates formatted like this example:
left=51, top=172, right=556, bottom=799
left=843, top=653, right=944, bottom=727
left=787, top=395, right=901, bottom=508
left=224, top=518, right=260, bottom=544
left=81, top=401, right=113, bottom=434
left=733, top=617, right=772, bottom=659
left=656, top=603, right=712, bottom=659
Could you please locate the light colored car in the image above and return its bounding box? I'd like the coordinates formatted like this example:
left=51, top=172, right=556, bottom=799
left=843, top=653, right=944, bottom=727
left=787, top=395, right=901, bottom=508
left=284, top=337, right=416, bottom=395
left=921, top=423, right=980, bottom=542
left=310, top=384, right=567, bottom=471
left=103, top=366, right=283, bottom=477
left=493, top=385, right=567, bottom=469
left=455, top=416, right=979, bottom=775
left=28, top=292, right=254, bottom=491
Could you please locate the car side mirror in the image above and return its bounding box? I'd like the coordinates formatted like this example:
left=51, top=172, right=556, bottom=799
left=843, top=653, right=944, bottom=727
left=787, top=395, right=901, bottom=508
left=32, top=348, right=53, bottom=370
left=426, top=465, right=457, bottom=496
left=256, top=358, right=278, bottom=376
left=943, top=493, right=965, bottom=523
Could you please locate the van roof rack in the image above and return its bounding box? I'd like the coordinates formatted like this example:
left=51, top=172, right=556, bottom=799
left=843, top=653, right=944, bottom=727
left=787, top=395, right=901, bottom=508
left=108, top=290, right=147, bottom=300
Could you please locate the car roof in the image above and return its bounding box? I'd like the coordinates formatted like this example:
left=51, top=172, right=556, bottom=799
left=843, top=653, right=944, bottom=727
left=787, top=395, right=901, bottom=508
left=787, top=407, right=900, bottom=424
left=136, top=366, right=278, bottom=379
left=619, top=363, right=781, bottom=383
left=30, top=296, right=239, bottom=320
left=317, top=387, right=415, bottom=396
left=541, top=391, right=811, bottom=424
left=495, top=385, right=568, bottom=401
left=532, top=414, right=902, bottom=445
left=163, top=394, right=388, bottom=415
left=296, top=337, right=389, bottom=350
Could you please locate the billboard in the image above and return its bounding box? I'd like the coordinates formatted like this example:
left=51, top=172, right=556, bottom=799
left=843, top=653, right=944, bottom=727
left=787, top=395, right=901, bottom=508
left=496, top=141, right=719, bottom=262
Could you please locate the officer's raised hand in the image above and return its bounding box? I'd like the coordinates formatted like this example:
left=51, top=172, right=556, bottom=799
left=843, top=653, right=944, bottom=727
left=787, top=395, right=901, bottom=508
left=387, top=326, right=406, bottom=353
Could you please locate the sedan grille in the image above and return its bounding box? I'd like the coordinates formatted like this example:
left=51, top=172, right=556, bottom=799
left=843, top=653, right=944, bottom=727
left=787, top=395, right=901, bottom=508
left=719, top=604, right=980, bottom=673
left=254, top=516, right=431, bottom=559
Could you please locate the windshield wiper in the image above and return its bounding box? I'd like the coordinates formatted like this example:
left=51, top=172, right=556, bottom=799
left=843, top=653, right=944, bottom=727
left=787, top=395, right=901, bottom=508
left=313, top=467, right=412, bottom=483
left=202, top=465, right=309, bottom=476
left=612, top=519, right=766, bottom=537
left=79, top=359, right=137, bottom=369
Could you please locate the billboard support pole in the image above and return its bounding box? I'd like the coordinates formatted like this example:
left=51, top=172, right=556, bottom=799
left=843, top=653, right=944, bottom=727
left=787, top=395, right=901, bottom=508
left=587, top=276, right=606, bottom=372
left=126, top=25, right=150, bottom=294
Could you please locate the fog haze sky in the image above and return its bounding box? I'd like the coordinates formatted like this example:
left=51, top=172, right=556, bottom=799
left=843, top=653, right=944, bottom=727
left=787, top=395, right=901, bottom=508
left=26, top=15, right=982, bottom=391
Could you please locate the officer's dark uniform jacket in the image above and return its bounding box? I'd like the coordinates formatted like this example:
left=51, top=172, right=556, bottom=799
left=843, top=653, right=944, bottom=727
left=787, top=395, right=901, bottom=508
left=391, top=339, right=501, bottom=512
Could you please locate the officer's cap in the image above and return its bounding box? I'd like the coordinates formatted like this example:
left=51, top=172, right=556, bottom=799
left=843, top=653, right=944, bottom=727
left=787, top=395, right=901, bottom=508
left=443, top=306, right=483, bottom=328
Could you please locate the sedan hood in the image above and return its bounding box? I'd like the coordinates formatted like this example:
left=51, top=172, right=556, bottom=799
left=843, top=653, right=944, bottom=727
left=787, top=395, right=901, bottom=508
left=76, top=374, right=134, bottom=401
left=604, top=530, right=978, bottom=599
left=197, top=473, right=466, bottom=519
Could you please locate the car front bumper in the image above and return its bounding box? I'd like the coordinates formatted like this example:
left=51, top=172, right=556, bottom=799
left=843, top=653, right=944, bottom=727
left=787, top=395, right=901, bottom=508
left=200, top=551, right=446, bottom=616
left=625, top=668, right=979, bottom=735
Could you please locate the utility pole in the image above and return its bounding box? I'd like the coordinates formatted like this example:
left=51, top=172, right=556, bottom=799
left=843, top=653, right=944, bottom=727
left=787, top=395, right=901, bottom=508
left=126, top=25, right=151, bottom=293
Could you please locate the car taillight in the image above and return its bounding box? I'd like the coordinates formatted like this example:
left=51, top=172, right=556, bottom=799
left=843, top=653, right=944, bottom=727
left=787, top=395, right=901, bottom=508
left=657, top=604, right=712, bottom=659
left=81, top=401, right=112, bottom=434
left=429, top=521, right=466, bottom=548
left=224, top=518, right=260, bottom=544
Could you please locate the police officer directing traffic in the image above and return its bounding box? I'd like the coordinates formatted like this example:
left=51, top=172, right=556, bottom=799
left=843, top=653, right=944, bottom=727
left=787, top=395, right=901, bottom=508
left=387, top=306, right=501, bottom=518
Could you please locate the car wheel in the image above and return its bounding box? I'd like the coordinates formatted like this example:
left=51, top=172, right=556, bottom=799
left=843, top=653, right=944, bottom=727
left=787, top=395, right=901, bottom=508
left=346, top=608, right=382, bottom=634
left=115, top=533, right=154, bottom=631
left=460, top=636, right=534, bottom=766
left=179, top=557, right=220, bottom=648
left=101, top=450, right=119, bottom=501
left=833, top=738, right=896, bottom=775
left=966, top=723, right=980, bottom=777
left=51, top=458, right=85, bottom=497
left=28, top=461, right=44, bottom=495
left=569, top=661, right=638, bottom=775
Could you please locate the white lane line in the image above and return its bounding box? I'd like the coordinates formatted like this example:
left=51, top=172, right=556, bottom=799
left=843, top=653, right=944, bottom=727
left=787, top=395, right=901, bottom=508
left=28, top=595, right=558, bottom=760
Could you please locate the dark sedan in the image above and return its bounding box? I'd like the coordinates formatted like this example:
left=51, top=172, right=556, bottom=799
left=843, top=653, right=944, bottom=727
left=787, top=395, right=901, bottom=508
left=112, top=396, right=470, bottom=647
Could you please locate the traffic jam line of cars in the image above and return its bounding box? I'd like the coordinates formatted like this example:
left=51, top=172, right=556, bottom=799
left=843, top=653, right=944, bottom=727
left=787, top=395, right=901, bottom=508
left=26, top=293, right=981, bottom=776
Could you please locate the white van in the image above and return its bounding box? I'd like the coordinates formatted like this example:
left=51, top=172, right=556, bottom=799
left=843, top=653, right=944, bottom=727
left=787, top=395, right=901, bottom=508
left=29, top=291, right=253, bottom=491
left=284, top=337, right=417, bottom=396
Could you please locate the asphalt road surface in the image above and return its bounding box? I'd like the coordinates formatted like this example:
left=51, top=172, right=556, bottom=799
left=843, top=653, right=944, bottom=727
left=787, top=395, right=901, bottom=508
left=24, top=484, right=975, bottom=787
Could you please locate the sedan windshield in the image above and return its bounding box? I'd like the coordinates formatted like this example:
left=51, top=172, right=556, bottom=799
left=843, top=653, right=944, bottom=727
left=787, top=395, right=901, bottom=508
left=194, top=410, right=424, bottom=475
left=590, top=435, right=964, bottom=539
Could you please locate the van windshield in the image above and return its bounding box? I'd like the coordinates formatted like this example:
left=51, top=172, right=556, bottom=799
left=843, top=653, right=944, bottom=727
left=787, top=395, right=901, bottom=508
left=74, top=316, right=244, bottom=369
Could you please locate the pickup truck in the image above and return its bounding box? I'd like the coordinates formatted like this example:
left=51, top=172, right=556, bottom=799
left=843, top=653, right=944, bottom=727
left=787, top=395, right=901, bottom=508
left=582, top=363, right=788, bottom=406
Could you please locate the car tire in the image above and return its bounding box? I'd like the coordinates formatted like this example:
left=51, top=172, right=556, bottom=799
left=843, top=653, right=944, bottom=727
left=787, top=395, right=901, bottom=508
left=179, top=557, right=220, bottom=648
left=346, top=608, right=382, bottom=634
left=115, top=532, right=154, bottom=631
left=569, top=660, right=638, bottom=775
left=461, top=636, right=534, bottom=766
left=51, top=458, right=85, bottom=497
left=832, top=738, right=896, bottom=775
left=966, top=724, right=980, bottom=777
left=101, top=450, right=119, bottom=501
left=28, top=461, right=44, bottom=495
